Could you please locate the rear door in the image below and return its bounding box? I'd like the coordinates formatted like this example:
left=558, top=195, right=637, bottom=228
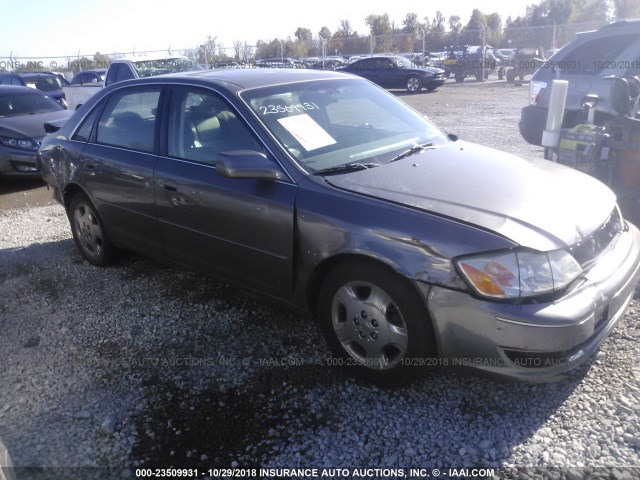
left=154, top=86, right=297, bottom=297
left=78, top=86, right=163, bottom=253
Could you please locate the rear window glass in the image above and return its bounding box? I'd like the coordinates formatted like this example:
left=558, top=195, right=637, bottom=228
left=552, top=34, right=637, bottom=74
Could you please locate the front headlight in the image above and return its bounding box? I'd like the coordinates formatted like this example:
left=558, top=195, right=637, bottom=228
left=0, top=136, right=39, bottom=151
left=455, top=248, right=582, bottom=299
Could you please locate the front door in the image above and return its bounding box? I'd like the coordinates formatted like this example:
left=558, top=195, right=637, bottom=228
left=154, top=87, right=297, bottom=297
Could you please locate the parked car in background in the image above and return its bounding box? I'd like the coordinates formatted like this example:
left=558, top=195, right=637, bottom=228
left=0, top=86, right=72, bottom=180
left=340, top=55, right=446, bottom=92
left=0, top=72, right=69, bottom=108
left=444, top=45, right=503, bottom=82
left=64, top=69, right=107, bottom=110
left=39, top=69, right=640, bottom=384
left=520, top=19, right=640, bottom=147
left=70, top=69, right=107, bottom=85
left=254, top=58, right=302, bottom=68
left=104, top=55, right=204, bottom=87
left=506, top=48, right=545, bottom=83
left=496, top=48, right=517, bottom=64
left=308, top=58, right=347, bottom=70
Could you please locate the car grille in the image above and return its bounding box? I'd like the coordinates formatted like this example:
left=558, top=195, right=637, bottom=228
left=568, top=207, right=624, bottom=267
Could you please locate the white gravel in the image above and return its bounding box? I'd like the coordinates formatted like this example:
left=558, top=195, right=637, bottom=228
left=1, top=83, right=640, bottom=479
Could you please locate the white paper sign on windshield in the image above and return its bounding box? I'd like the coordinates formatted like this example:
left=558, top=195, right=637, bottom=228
left=277, top=114, right=337, bottom=151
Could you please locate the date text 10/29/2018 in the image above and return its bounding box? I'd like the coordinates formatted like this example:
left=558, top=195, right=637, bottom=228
left=135, top=467, right=497, bottom=478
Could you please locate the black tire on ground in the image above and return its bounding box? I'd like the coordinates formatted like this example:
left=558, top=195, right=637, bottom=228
left=454, top=71, right=464, bottom=82
left=506, top=69, right=515, bottom=83
left=317, top=260, right=437, bottom=385
left=67, top=193, right=116, bottom=266
left=406, top=75, right=423, bottom=93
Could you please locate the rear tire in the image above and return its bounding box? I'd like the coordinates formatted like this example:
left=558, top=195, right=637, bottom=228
left=318, top=260, right=436, bottom=385
left=67, top=193, right=115, bottom=266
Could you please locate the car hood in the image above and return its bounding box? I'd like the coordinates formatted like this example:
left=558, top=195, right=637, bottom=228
left=324, top=141, right=616, bottom=251
left=418, top=66, right=445, bottom=75
left=0, top=110, right=73, bottom=139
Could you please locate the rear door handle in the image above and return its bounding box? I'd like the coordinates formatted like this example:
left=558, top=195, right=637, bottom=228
left=158, top=178, right=178, bottom=192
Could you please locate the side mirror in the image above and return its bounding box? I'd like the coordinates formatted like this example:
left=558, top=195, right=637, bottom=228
left=447, top=133, right=459, bottom=142
left=215, top=150, right=285, bottom=181
left=44, top=121, right=63, bottom=134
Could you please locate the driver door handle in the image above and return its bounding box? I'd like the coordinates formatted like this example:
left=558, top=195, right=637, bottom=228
left=158, top=178, right=178, bottom=192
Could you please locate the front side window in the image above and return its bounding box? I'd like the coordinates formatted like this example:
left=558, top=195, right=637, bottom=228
left=167, top=88, right=264, bottom=164
left=95, top=88, right=160, bottom=153
left=242, top=78, right=449, bottom=173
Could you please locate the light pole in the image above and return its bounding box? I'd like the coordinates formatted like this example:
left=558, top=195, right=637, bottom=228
left=277, top=39, right=283, bottom=66
left=420, top=28, right=425, bottom=61
left=319, top=35, right=327, bottom=69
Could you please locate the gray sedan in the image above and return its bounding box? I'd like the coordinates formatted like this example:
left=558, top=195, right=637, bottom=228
left=38, top=69, right=640, bottom=384
left=0, top=86, right=72, bottom=180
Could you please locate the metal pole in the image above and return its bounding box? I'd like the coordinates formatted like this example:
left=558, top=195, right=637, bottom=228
left=481, top=26, right=486, bottom=85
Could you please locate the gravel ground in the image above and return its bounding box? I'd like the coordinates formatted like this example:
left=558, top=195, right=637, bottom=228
left=1, top=80, right=640, bottom=480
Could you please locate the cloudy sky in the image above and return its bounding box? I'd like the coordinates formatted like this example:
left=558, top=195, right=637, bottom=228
left=1, top=0, right=532, bottom=59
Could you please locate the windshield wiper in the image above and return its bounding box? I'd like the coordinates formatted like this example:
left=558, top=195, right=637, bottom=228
left=314, top=162, right=380, bottom=176
left=389, top=142, right=434, bottom=163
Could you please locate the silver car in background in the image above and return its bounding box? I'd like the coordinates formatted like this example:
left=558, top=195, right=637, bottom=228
left=39, top=69, right=640, bottom=384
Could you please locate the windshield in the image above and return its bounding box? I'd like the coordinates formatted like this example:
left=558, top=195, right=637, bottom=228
left=132, top=58, right=204, bottom=78
left=242, top=78, right=448, bottom=173
left=0, top=92, right=64, bottom=117
left=393, top=57, right=420, bottom=69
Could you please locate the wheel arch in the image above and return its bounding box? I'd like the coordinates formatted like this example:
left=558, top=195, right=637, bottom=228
left=62, top=182, right=92, bottom=212
left=306, top=252, right=427, bottom=321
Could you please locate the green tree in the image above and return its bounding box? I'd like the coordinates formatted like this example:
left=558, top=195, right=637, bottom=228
left=338, top=20, right=353, bottom=37
left=295, top=27, right=313, bottom=43
left=366, top=13, right=393, bottom=52
left=319, top=26, right=332, bottom=40
left=402, top=12, right=422, bottom=34
left=93, top=52, right=110, bottom=69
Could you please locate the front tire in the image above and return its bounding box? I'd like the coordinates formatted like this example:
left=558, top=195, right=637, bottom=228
left=406, top=75, right=422, bottom=93
left=318, top=261, right=436, bottom=385
left=68, top=193, right=115, bottom=266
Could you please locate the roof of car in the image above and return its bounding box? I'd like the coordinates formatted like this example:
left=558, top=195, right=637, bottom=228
left=118, top=68, right=352, bottom=91
left=2, top=71, right=59, bottom=77
left=111, top=55, right=191, bottom=63
left=583, top=18, right=640, bottom=34
left=0, top=85, right=48, bottom=95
